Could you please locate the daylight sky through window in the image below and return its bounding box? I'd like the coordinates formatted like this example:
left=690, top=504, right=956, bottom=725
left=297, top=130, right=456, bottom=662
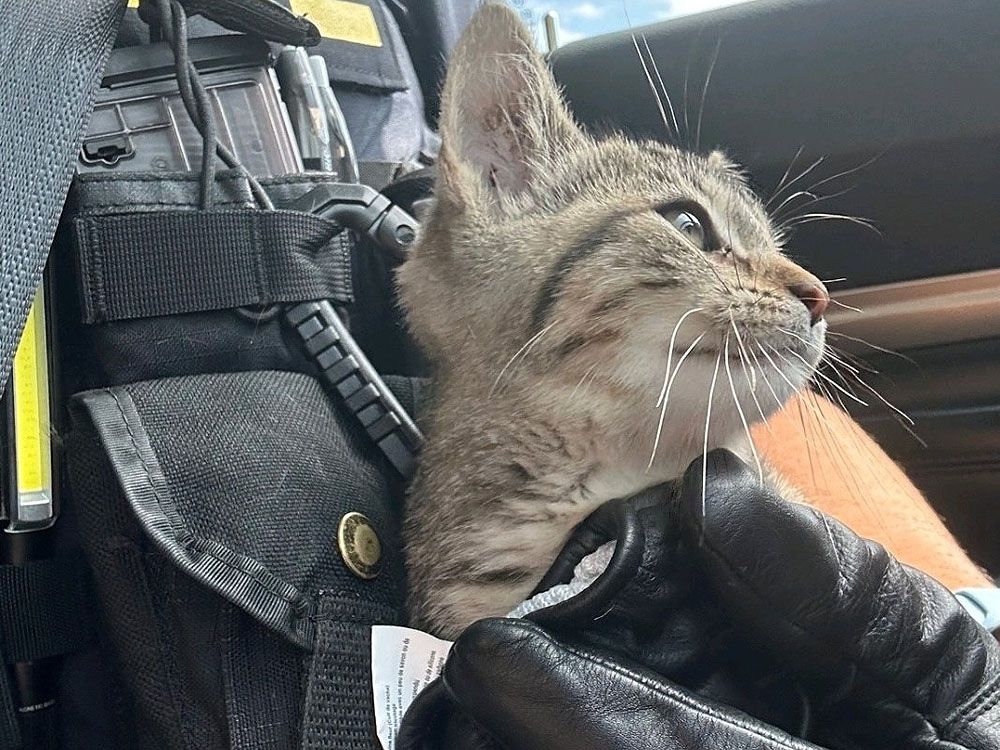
left=507, top=1, right=754, bottom=44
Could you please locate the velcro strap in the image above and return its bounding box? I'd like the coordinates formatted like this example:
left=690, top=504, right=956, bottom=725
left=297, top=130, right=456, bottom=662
left=0, top=556, right=96, bottom=663
left=73, top=209, right=353, bottom=324
left=301, top=597, right=399, bottom=750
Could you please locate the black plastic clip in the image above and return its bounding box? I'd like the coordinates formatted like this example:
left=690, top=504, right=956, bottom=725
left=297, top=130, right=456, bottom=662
left=284, top=182, right=418, bottom=261
left=286, top=301, right=423, bottom=478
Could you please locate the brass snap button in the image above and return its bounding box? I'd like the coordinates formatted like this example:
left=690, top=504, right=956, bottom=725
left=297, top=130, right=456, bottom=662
left=338, top=512, right=382, bottom=580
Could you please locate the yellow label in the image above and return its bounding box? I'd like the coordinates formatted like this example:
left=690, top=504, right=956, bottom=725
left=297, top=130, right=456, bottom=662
left=291, top=0, right=383, bottom=47
left=127, top=0, right=139, bottom=8
left=11, top=288, right=51, bottom=495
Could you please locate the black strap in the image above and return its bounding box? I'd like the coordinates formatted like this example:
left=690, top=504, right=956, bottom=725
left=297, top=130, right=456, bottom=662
left=300, top=597, right=399, bottom=750
left=138, top=0, right=321, bottom=46
left=73, top=209, right=354, bottom=323
left=0, top=0, right=124, bottom=394
left=0, top=556, right=97, bottom=664
left=379, top=166, right=437, bottom=211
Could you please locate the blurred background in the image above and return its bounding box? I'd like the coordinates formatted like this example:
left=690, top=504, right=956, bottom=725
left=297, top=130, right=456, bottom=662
left=509, top=0, right=754, bottom=42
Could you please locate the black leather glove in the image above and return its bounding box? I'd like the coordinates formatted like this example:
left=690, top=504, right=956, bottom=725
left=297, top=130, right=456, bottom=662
left=399, top=450, right=1000, bottom=750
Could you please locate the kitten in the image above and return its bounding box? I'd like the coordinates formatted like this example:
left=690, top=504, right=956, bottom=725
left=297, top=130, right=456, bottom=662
left=398, top=3, right=829, bottom=638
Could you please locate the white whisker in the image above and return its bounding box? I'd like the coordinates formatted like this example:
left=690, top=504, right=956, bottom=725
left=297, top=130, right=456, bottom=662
left=780, top=346, right=868, bottom=406
left=839, top=368, right=916, bottom=426
left=724, top=335, right=763, bottom=482
left=828, top=298, right=863, bottom=313
left=745, top=339, right=784, bottom=408
left=757, top=342, right=800, bottom=395
left=798, top=149, right=887, bottom=196
left=774, top=184, right=858, bottom=223
left=490, top=322, right=555, bottom=396
left=825, top=331, right=917, bottom=365
left=646, top=332, right=706, bottom=471
left=695, top=36, right=723, bottom=151
left=731, top=316, right=770, bottom=429
left=768, top=145, right=804, bottom=205
left=656, top=307, right=704, bottom=407
left=783, top=213, right=881, bottom=236
left=642, top=35, right=680, bottom=142
left=629, top=32, right=673, bottom=140
left=766, top=156, right=826, bottom=209
left=702, top=351, right=723, bottom=518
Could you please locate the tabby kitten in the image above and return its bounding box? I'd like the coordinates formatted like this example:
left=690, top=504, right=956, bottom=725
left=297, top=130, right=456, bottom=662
left=398, top=3, right=829, bottom=638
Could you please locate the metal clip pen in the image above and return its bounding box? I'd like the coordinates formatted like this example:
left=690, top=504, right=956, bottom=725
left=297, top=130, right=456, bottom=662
left=308, top=55, right=360, bottom=184
left=275, top=46, right=333, bottom=172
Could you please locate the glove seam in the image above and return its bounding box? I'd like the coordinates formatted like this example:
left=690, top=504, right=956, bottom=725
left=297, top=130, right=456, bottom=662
left=944, top=672, right=1000, bottom=732
left=506, top=622, right=820, bottom=750
left=696, top=527, right=944, bottom=739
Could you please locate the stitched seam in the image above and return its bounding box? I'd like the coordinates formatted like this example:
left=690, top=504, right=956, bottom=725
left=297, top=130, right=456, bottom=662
left=76, top=219, right=97, bottom=322
left=187, top=538, right=303, bottom=608
left=105, top=389, right=183, bottom=540
left=820, top=514, right=851, bottom=595
left=91, top=218, right=108, bottom=321
left=946, top=673, right=1000, bottom=730
left=76, top=171, right=248, bottom=184
left=964, top=681, right=1000, bottom=721
left=104, top=390, right=306, bottom=610
left=252, top=212, right=268, bottom=302
left=697, top=523, right=942, bottom=735
left=512, top=623, right=815, bottom=750
left=964, top=673, right=1000, bottom=716
left=79, top=199, right=249, bottom=213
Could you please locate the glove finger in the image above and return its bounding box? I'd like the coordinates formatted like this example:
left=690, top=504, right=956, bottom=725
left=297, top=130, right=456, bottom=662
left=681, top=449, right=1000, bottom=723
left=444, top=617, right=824, bottom=750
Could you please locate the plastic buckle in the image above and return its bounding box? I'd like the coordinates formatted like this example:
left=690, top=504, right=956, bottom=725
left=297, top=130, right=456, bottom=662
left=284, top=182, right=418, bottom=261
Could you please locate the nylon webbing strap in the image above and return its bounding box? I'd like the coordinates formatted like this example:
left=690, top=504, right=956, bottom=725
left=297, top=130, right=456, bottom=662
left=301, top=597, right=398, bottom=750
left=0, top=0, right=124, bottom=394
left=73, top=209, right=354, bottom=323
left=0, top=556, right=97, bottom=664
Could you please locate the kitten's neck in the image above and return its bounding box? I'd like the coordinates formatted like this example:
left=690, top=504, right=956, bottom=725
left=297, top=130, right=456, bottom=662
left=526, top=377, right=751, bottom=504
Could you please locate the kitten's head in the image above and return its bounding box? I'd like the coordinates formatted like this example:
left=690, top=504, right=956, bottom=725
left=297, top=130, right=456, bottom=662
left=399, top=4, right=829, bottom=447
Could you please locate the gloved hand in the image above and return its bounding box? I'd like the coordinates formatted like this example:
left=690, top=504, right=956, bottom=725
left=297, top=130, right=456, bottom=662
left=399, top=450, right=1000, bottom=750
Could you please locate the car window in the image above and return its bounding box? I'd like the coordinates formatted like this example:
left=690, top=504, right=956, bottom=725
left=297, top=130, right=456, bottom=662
left=507, top=1, right=758, bottom=45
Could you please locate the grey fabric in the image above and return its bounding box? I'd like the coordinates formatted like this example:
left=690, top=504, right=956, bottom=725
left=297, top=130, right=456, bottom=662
left=223, top=606, right=303, bottom=750
left=71, top=370, right=407, bottom=649
left=66, top=370, right=414, bottom=747
left=0, top=0, right=124, bottom=392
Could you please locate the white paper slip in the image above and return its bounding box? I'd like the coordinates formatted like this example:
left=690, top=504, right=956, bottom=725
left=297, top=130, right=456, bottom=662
left=371, top=624, right=454, bottom=750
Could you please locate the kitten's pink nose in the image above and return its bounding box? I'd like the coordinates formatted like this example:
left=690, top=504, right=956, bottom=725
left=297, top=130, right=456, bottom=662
left=788, top=281, right=829, bottom=325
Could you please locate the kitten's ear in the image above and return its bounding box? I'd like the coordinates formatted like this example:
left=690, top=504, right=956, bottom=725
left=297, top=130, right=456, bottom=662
left=438, top=3, right=586, bottom=205
left=707, top=150, right=735, bottom=170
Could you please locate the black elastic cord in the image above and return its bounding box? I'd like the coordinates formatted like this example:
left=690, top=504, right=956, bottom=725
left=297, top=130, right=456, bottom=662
left=148, top=0, right=275, bottom=211
left=170, top=1, right=216, bottom=208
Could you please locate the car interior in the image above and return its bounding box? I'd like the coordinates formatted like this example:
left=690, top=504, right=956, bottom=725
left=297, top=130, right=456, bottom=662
left=548, top=0, right=1000, bottom=573
left=1, top=0, right=998, bottom=746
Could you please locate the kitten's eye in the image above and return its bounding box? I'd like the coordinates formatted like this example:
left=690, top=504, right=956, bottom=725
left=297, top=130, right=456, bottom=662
left=661, top=209, right=707, bottom=249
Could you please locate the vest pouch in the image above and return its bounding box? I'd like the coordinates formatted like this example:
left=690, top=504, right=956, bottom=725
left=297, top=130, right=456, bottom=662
left=64, top=369, right=419, bottom=749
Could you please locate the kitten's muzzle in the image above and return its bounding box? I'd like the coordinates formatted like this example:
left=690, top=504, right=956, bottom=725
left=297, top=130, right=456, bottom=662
left=787, top=281, right=829, bottom=326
